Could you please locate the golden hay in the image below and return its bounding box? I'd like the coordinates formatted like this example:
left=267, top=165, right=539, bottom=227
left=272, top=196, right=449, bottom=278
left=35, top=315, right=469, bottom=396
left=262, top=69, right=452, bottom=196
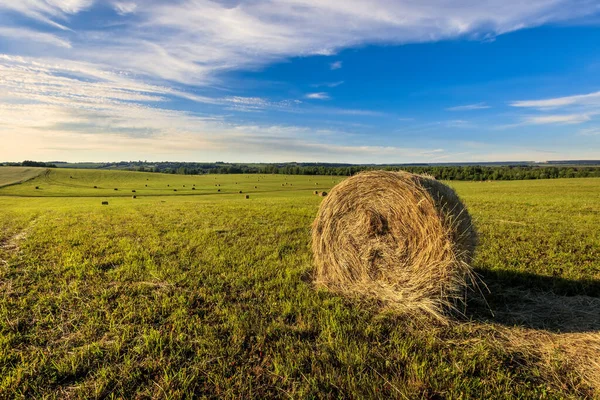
left=311, top=170, right=476, bottom=321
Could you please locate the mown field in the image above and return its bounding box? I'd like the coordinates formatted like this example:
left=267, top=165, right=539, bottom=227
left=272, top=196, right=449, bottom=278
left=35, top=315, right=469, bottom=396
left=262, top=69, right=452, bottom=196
left=1, top=167, right=599, bottom=399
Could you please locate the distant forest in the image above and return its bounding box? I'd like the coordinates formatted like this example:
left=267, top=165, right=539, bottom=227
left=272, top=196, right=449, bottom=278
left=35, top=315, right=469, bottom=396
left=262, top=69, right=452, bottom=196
left=3, top=160, right=600, bottom=181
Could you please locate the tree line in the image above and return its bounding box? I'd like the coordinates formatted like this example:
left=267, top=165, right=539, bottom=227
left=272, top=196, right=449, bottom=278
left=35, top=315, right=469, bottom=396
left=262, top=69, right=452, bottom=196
left=126, top=162, right=600, bottom=180
left=3, top=161, right=600, bottom=181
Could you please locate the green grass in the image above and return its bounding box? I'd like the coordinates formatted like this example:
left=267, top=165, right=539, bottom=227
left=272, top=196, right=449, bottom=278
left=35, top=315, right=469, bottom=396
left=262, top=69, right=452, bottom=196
left=1, top=169, right=599, bottom=398
left=0, top=167, right=46, bottom=188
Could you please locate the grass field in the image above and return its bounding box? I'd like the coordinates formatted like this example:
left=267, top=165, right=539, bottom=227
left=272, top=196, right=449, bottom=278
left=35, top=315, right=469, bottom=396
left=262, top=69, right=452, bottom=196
left=1, top=167, right=599, bottom=398
left=0, top=167, right=46, bottom=188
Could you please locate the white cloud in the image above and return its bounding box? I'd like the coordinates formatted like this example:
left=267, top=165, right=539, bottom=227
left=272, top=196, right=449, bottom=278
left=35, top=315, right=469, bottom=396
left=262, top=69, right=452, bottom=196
left=0, top=27, right=71, bottom=48
left=446, top=102, right=490, bottom=111
left=305, top=92, right=331, bottom=100
left=311, top=81, right=344, bottom=88
left=330, top=61, right=343, bottom=70
left=1, top=1, right=600, bottom=161
left=0, top=0, right=94, bottom=30
left=113, top=1, right=137, bottom=15
left=511, top=91, right=600, bottom=109
left=523, top=114, right=591, bottom=125
left=3, top=0, right=597, bottom=86
left=579, top=127, right=600, bottom=136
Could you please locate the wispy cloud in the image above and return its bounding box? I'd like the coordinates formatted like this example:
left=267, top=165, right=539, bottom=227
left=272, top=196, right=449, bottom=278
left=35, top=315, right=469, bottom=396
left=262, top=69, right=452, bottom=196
left=112, top=1, right=137, bottom=15
left=0, top=26, right=71, bottom=48
left=1, top=1, right=600, bottom=161
left=446, top=102, right=490, bottom=111
left=523, top=113, right=592, bottom=125
left=509, top=90, right=600, bottom=126
left=579, top=127, right=600, bottom=136
left=330, top=61, right=343, bottom=70
left=311, top=81, right=344, bottom=88
left=305, top=92, right=331, bottom=100
left=511, top=91, right=600, bottom=109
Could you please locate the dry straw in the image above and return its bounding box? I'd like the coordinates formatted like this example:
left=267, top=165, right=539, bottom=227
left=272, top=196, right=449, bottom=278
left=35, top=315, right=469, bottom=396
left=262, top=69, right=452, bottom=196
left=312, top=170, right=476, bottom=322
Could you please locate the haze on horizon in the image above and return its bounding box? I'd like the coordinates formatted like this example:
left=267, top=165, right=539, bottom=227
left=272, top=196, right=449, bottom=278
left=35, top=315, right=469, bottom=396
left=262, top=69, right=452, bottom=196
left=1, top=0, right=600, bottom=164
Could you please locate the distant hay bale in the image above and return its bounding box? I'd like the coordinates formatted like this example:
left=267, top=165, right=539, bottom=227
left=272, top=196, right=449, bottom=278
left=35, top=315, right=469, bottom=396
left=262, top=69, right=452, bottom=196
left=114, top=188, right=118, bottom=191
left=102, top=201, right=108, bottom=205
left=319, top=191, right=327, bottom=197
left=239, top=190, right=243, bottom=194
left=245, top=195, right=250, bottom=199
left=311, top=170, right=476, bottom=322
left=173, top=189, right=177, bottom=192
left=217, top=189, right=221, bottom=192
left=35, top=186, right=39, bottom=189
left=132, top=195, right=137, bottom=199
left=254, top=186, right=257, bottom=189
left=314, top=190, right=319, bottom=195
left=94, top=186, right=97, bottom=188
left=192, top=187, right=196, bottom=190
left=132, top=190, right=136, bottom=193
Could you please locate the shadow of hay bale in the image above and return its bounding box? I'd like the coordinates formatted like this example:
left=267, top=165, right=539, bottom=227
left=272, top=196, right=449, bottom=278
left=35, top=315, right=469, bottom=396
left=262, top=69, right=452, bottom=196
left=468, top=268, right=600, bottom=333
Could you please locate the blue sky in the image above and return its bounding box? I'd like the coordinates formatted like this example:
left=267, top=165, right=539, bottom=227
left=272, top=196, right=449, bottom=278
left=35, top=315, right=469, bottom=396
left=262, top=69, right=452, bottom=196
left=0, top=1, right=599, bottom=163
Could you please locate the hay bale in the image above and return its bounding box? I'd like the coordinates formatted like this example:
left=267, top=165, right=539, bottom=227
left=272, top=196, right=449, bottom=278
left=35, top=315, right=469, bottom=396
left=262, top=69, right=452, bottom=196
left=102, top=201, right=108, bottom=205
left=311, top=170, right=476, bottom=321
left=114, top=188, right=118, bottom=191
left=132, top=195, right=137, bottom=199
left=93, top=186, right=97, bottom=188
left=217, top=189, right=221, bottom=192
left=239, top=190, right=243, bottom=194
left=192, top=187, right=196, bottom=190
left=132, top=190, right=136, bottom=193
left=245, top=195, right=250, bottom=199
left=35, top=186, right=39, bottom=189
left=254, top=186, right=258, bottom=189
left=319, top=191, right=327, bottom=197
left=314, top=190, right=319, bottom=195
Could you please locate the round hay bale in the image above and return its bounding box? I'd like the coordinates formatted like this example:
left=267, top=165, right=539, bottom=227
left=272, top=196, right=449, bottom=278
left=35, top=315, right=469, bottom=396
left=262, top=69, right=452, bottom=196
left=311, top=170, right=476, bottom=321
left=319, top=191, right=327, bottom=197
left=35, top=186, right=39, bottom=189
left=93, top=186, right=97, bottom=188
left=239, top=190, right=243, bottom=194
left=132, top=190, right=136, bottom=193
left=245, top=194, right=250, bottom=199
left=132, top=195, right=137, bottom=199
left=314, top=190, right=319, bottom=195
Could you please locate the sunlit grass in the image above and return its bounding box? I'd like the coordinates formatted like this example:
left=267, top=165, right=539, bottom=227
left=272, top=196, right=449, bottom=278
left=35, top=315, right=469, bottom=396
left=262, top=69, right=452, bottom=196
left=1, top=169, right=599, bottom=398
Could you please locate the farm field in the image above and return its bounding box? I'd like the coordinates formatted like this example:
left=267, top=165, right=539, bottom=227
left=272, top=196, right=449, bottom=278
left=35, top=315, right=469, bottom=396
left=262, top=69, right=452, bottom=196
left=0, top=167, right=45, bottom=188
left=1, top=167, right=599, bottom=398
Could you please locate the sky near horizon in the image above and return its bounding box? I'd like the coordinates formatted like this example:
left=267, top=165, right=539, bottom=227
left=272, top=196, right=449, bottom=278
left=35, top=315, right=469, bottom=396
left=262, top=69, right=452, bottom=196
left=1, top=1, right=600, bottom=163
